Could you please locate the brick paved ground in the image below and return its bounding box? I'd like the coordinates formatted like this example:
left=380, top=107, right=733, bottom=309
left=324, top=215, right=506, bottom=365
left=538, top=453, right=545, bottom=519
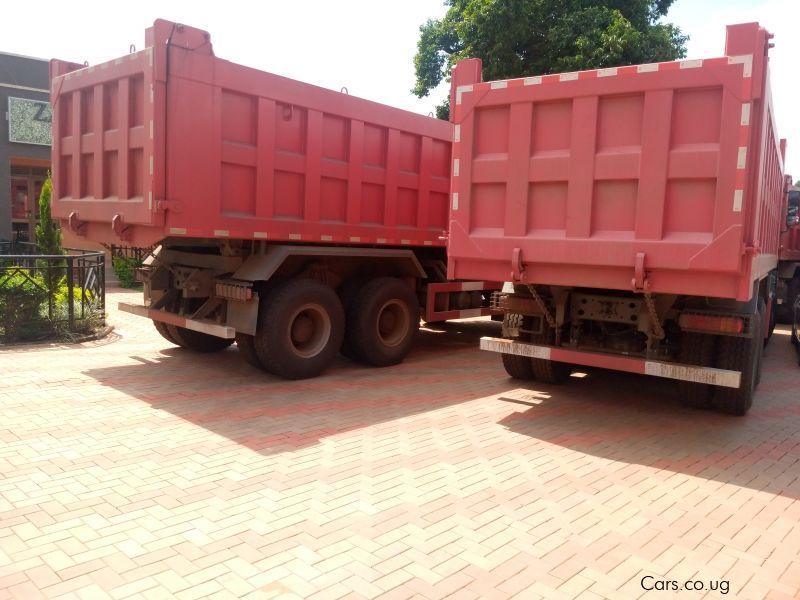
left=1, top=288, right=799, bottom=600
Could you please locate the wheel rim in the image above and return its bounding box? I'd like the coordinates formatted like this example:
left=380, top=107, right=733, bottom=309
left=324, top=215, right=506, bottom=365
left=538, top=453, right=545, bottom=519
left=286, top=302, right=331, bottom=358
left=375, top=300, right=410, bottom=347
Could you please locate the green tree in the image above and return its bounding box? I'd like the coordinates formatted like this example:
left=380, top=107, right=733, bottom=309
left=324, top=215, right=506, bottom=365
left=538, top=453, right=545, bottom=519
left=35, top=176, right=62, bottom=256
left=413, top=0, right=688, bottom=119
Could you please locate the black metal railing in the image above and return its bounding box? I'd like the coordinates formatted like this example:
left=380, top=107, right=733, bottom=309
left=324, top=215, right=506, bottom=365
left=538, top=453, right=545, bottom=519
left=106, top=244, right=155, bottom=262
left=0, top=245, right=106, bottom=343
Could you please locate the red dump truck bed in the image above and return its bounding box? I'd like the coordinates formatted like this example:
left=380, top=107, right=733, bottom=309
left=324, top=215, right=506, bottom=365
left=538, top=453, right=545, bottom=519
left=447, top=22, right=785, bottom=302
left=50, top=20, right=452, bottom=248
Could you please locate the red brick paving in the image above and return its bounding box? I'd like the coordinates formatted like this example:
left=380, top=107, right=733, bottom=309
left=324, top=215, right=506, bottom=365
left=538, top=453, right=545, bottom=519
left=1, top=288, right=799, bottom=599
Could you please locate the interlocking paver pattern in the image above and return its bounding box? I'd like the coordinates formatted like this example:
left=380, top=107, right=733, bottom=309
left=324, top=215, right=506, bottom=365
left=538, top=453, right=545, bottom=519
left=1, top=289, right=799, bottom=599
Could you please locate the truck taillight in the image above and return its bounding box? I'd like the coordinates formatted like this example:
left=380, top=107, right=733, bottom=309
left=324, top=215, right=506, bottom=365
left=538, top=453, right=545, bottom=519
left=679, top=314, right=745, bottom=334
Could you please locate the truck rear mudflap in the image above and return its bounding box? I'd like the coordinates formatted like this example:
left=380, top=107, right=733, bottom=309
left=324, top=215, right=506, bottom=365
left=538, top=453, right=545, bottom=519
left=118, top=302, right=234, bottom=339
left=480, top=337, right=741, bottom=388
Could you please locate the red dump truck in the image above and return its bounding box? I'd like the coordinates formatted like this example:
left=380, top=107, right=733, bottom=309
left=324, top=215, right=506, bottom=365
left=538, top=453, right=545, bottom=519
left=50, top=20, right=500, bottom=379
left=447, top=22, right=787, bottom=415
left=776, top=186, right=800, bottom=322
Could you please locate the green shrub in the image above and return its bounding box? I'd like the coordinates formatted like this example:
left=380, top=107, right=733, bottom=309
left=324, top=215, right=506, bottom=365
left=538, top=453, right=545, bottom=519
left=112, top=256, right=142, bottom=288
left=0, top=270, right=50, bottom=341
left=35, top=176, right=62, bottom=256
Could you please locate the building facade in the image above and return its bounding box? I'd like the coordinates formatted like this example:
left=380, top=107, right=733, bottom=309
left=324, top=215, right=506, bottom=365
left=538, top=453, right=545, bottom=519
left=1, top=51, right=51, bottom=242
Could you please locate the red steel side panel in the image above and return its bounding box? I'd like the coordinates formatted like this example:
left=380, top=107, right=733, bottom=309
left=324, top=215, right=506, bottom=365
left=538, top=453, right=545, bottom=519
left=51, top=20, right=452, bottom=249
left=447, top=23, right=785, bottom=301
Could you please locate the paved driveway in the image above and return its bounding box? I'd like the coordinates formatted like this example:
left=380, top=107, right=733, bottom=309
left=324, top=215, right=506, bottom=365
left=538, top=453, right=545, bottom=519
left=1, top=289, right=799, bottom=599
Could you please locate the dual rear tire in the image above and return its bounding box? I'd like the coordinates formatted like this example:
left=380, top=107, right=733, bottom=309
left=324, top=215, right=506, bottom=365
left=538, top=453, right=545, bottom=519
left=500, top=313, right=571, bottom=384
left=238, top=276, right=419, bottom=379
left=152, top=320, right=234, bottom=353
left=678, top=304, right=764, bottom=416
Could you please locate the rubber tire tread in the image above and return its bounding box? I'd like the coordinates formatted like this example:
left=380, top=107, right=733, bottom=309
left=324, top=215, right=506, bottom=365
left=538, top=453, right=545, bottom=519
left=253, top=279, right=344, bottom=380
left=343, top=277, right=419, bottom=367
left=337, top=278, right=370, bottom=361
left=676, top=332, right=716, bottom=409
left=153, top=321, right=179, bottom=345
left=713, top=310, right=762, bottom=416
left=500, top=313, right=535, bottom=379
left=530, top=326, right=571, bottom=385
left=776, top=276, right=800, bottom=324
left=756, top=299, right=766, bottom=386
left=168, top=325, right=234, bottom=353
left=235, top=332, right=263, bottom=369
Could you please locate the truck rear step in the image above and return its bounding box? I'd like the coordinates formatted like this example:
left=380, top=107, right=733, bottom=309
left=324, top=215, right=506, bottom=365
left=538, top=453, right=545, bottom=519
left=480, top=337, right=741, bottom=388
left=118, top=302, right=235, bottom=339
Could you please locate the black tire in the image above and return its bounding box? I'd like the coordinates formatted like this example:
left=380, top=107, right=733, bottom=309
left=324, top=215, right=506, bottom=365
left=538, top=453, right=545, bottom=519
left=677, top=332, right=717, bottom=409
left=530, top=327, right=571, bottom=385
left=254, top=279, right=344, bottom=379
left=500, top=314, right=535, bottom=379
left=776, top=276, right=800, bottom=324
left=502, top=353, right=535, bottom=379
left=337, top=277, right=370, bottom=360
left=167, top=325, right=235, bottom=353
left=713, top=310, right=762, bottom=416
left=767, top=299, right=776, bottom=339
left=153, top=321, right=179, bottom=345
left=343, top=277, right=419, bottom=367
left=235, top=332, right=263, bottom=369
left=756, top=299, right=766, bottom=386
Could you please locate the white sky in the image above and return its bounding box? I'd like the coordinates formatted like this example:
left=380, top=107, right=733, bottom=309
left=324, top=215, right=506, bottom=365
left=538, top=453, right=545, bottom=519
left=2, top=0, right=798, bottom=175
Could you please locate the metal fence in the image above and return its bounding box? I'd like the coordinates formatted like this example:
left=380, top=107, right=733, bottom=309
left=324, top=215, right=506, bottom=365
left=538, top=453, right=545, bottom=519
left=0, top=244, right=106, bottom=343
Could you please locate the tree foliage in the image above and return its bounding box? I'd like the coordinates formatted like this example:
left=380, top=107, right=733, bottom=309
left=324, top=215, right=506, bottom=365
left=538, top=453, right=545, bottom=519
left=413, top=0, right=688, bottom=118
left=35, top=176, right=62, bottom=256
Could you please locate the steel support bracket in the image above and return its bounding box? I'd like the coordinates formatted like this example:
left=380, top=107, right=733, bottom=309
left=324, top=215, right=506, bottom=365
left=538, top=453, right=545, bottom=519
left=156, top=199, right=183, bottom=213
left=111, top=214, right=132, bottom=241
left=511, top=247, right=525, bottom=281
left=632, top=252, right=648, bottom=292
left=67, top=212, right=87, bottom=236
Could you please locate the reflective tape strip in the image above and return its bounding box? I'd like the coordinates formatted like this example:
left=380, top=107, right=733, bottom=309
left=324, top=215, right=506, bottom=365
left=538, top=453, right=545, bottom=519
left=453, top=159, right=459, bottom=177
left=376, top=238, right=387, bottom=244
left=456, top=85, right=473, bottom=105
left=452, top=192, right=459, bottom=211
left=320, top=235, right=333, bottom=241
left=480, top=337, right=552, bottom=360
left=288, top=233, right=301, bottom=240
left=637, top=63, right=659, bottom=73
left=454, top=125, right=461, bottom=143
left=741, top=103, right=751, bottom=126
left=597, top=68, right=618, bottom=77
left=254, top=232, right=268, bottom=239
left=728, top=54, right=753, bottom=77
left=644, top=361, right=740, bottom=388
left=349, top=236, right=360, bottom=242
left=490, top=80, right=507, bottom=89
left=169, top=227, right=187, bottom=235
left=737, top=147, right=747, bottom=169
left=524, top=76, right=542, bottom=85
left=214, top=230, right=229, bottom=237
left=733, top=190, right=744, bottom=212
left=559, top=72, right=578, bottom=82
left=680, top=59, right=703, bottom=69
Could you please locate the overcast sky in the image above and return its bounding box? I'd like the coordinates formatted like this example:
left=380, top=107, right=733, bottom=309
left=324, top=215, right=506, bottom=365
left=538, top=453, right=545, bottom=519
left=2, top=0, right=798, bottom=175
